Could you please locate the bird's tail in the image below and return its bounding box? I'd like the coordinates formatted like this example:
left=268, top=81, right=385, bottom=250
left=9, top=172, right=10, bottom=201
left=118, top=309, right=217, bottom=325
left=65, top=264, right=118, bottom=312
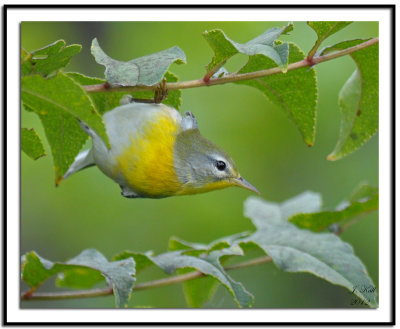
left=63, top=148, right=95, bottom=181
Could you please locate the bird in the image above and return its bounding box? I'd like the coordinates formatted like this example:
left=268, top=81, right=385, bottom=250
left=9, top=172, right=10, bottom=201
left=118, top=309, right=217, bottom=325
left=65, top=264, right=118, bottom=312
left=63, top=99, right=259, bottom=199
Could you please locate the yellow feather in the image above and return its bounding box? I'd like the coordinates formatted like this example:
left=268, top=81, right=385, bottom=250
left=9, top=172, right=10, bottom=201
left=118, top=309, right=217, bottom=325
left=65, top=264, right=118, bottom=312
left=178, top=180, right=235, bottom=195
left=115, top=112, right=182, bottom=198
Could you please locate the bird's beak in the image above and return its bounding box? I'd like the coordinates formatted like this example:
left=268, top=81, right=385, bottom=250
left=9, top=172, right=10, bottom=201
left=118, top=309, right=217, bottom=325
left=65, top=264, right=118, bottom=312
left=233, top=176, right=260, bottom=194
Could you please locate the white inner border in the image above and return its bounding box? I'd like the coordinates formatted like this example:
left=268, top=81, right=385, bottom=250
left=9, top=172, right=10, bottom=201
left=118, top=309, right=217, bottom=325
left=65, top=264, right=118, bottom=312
left=6, top=6, right=392, bottom=324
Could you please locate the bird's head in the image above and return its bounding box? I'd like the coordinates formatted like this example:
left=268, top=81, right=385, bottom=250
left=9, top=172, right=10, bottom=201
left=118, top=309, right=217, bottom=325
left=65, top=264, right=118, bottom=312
left=173, top=128, right=259, bottom=195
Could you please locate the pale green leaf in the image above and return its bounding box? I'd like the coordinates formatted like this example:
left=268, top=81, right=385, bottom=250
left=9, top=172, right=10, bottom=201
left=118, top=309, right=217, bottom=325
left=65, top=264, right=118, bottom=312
left=203, top=23, right=293, bottom=77
left=236, top=42, right=317, bottom=146
left=152, top=246, right=254, bottom=308
left=321, top=39, right=378, bottom=160
left=21, top=128, right=46, bottom=160
left=243, top=195, right=378, bottom=307
left=21, top=40, right=81, bottom=77
left=289, top=184, right=378, bottom=232
left=21, top=72, right=109, bottom=183
left=21, top=249, right=135, bottom=308
left=167, top=235, right=239, bottom=307
left=91, top=38, right=186, bottom=86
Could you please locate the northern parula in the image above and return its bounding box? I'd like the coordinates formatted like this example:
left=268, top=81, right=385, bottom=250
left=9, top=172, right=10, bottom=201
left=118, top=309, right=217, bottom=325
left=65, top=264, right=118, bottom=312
left=64, top=101, right=259, bottom=199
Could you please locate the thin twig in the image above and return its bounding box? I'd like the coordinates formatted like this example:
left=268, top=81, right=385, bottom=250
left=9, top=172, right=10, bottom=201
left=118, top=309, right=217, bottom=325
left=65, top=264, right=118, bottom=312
left=83, top=37, right=378, bottom=94
left=21, top=287, right=113, bottom=301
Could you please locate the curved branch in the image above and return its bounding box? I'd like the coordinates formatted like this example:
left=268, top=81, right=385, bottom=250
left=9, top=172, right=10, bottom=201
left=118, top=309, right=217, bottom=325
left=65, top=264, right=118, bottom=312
left=21, top=256, right=273, bottom=301
left=83, top=37, right=378, bottom=94
left=21, top=206, right=363, bottom=302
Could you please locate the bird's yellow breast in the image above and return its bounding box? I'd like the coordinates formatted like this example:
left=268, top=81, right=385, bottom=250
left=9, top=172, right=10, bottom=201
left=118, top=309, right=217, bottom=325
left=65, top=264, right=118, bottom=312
left=114, top=112, right=182, bottom=198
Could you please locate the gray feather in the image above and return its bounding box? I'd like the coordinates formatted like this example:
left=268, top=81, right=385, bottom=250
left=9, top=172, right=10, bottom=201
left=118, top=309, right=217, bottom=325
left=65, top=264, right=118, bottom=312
left=63, top=149, right=95, bottom=179
left=181, top=111, right=198, bottom=130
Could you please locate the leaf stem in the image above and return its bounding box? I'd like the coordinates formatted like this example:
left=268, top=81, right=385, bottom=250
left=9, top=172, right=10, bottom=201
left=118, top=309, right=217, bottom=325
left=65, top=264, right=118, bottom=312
left=307, top=22, right=343, bottom=61
left=83, top=37, right=378, bottom=94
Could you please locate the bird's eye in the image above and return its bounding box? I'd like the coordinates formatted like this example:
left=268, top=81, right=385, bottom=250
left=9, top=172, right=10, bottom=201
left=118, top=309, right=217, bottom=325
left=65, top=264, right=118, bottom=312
left=215, top=160, right=226, bottom=171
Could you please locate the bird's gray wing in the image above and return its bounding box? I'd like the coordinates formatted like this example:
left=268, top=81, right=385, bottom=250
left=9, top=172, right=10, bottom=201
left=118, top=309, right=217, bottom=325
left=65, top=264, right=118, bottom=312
left=181, top=111, right=198, bottom=130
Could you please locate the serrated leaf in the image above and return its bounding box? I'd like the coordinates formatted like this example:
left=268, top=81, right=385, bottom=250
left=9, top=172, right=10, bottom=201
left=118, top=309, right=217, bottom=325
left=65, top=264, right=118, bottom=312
left=21, top=249, right=135, bottom=308
left=307, top=22, right=352, bottom=57
left=91, top=38, right=186, bottom=87
left=236, top=42, right=317, bottom=146
left=321, top=39, right=378, bottom=160
left=21, top=40, right=81, bottom=77
left=243, top=195, right=378, bottom=307
left=289, top=184, right=378, bottom=232
left=21, top=128, right=46, bottom=160
left=67, top=72, right=106, bottom=85
left=152, top=246, right=254, bottom=308
left=161, top=71, right=182, bottom=110
left=67, top=72, right=124, bottom=115
left=21, top=72, right=109, bottom=183
left=203, top=23, right=293, bottom=78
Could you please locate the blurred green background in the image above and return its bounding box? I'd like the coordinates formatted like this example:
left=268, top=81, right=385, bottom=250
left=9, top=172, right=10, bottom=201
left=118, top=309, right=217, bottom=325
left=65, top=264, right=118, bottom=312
left=21, top=21, right=378, bottom=308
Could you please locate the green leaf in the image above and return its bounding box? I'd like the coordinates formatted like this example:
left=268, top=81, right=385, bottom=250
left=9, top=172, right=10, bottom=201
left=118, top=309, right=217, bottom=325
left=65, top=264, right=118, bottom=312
left=113, top=251, right=155, bottom=273
left=169, top=234, right=249, bottom=308
left=21, top=72, right=109, bottom=183
left=21, top=249, right=136, bottom=308
left=152, top=246, right=254, bottom=308
left=289, top=184, right=378, bottom=232
left=243, top=195, right=378, bottom=307
left=21, top=40, right=81, bottom=77
left=21, top=252, right=57, bottom=289
left=66, top=72, right=105, bottom=85
left=161, top=71, right=182, bottom=110
left=321, top=39, right=378, bottom=160
left=236, top=42, right=317, bottom=146
left=203, top=23, right=293, bottom=77
left=56, top=267, right=105, bottom=289
left=68, top=71, right=183, bottom=113
left=21, top=48, right=32, bottom=76
left=180, top=268, right=220, bottom=308
left=67, top=72, right=124, bottom=115
left=21, top=128, right=46, bottom=160
left=91, top=38, right=186, bottom=86
left=349, top=183, right=378, bottom=202
left=307, top=22, right=352, bottom=57
left=169, top=232, right=250, bottom=253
